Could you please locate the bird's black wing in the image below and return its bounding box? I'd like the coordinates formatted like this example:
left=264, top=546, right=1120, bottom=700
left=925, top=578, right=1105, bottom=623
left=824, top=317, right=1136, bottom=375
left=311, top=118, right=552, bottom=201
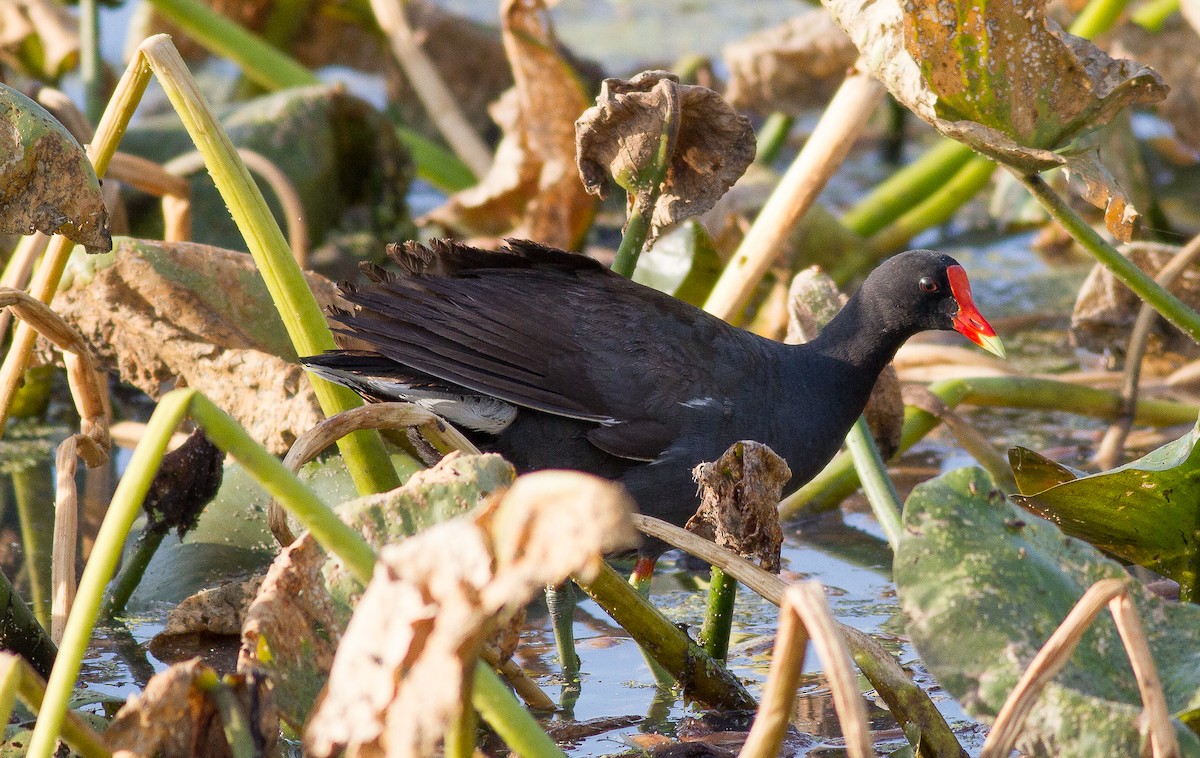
left=326, top=239, right=758, bottom=461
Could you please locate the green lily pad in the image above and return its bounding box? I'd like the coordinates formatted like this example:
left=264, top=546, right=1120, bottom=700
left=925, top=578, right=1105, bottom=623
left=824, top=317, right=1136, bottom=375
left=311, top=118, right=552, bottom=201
left=1009, top=424, right=1200, bottom=591
left=632, top=219, right=724, bottom=306
left=896, top=467, right=1200, bottom=757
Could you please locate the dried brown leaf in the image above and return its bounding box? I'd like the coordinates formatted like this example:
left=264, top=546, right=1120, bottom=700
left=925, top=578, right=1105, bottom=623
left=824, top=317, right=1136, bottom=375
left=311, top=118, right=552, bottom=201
left=50, top=239, right=340, bottom=454
left=424, top=0, right=594, bottom=248
left=687, top=441, right=789, bottom=572
left=483, top=470, right=639, bottom=605
left=304, top=521, right=495, bottom=758
left=576, top=70, right=755, bottom=243
left=104, top=659, right=277, bottom=758
left=239, top=537, right=341, bottom=729
left=723, top=9, right=858, bottom=116
left=156, top=575, right=263, bottom=642
left=306, top=470, right=635, bottom=757
left=1071, top=242, right=1200, bottom=362
left=0, top=83, right=109, bottom=251
left=1111, top=19, right=1200, bottom=153
left=826, top=0, right=1168, bottom=240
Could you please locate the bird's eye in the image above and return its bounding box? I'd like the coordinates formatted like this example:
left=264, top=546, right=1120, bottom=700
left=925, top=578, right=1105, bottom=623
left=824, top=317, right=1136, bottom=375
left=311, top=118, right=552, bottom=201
left=919, top=277, right=939, bottom=293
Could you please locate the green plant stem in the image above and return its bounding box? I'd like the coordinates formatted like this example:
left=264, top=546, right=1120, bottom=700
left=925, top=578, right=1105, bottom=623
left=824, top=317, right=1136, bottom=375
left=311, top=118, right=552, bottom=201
left=0, top=566, right=56, bottom=680
left=841, top=140, right=975, bottom=238
left=473, top=662, right=566, bottom=758
left=101, top=528, right=167, bottom=619
left=144, top=0, right=318, bottom=89
left=780, top=376, right=1200, bottom=520
left=1131, top=0, right=1180, bottom=29
left=79, top=0, right=103, bottom=125
left=396, top=126, right=477, bottom=192
left=1018, top=172, right=1200, bottom=343
left=613, top=107, right=676, bottom=278
left=699, top=567, right=737, bottom=661
left=612, top=207, right=655, bottom=278
left=8, top=656, right=110, bottom=758
left=12, top=466, right=53, bottom=629
left=139, top=36, right=399, bottom=496
left=1071, top=0, right=1136, bottom=36
left=575, top=563, right=756, bottom=709
left=844, top=417, right=904, bottom=549
left=28, top=390, right=194, bottom=758
left=755, top=113, right=794, bottom=166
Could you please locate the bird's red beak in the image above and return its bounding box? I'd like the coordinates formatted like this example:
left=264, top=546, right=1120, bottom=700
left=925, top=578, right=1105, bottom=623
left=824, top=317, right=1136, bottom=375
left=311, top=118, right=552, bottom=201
left=947, top=265, right=1005, bottom=358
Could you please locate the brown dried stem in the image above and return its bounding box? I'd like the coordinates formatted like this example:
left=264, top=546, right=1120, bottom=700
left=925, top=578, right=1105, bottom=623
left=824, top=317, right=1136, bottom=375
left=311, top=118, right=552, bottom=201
left=703, top=67, right=884, bottom=321
left=980, top=578, right=1179, bottom=758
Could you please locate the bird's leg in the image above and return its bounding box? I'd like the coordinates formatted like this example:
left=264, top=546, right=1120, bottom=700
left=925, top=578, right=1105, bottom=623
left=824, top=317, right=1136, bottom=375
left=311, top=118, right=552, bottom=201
left=544, top=582, right=580, bottom=712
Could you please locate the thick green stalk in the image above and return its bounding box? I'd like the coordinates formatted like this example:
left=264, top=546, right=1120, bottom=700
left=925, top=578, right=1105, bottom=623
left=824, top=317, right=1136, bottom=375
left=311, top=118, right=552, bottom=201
left=612, top=208, right=655, bottom=278
left=843, top=417, right=903, bottom=549
left=755, top=113, right=795, bottom=167
left=472, top=663, right=566, bottom=758
left=139, top=36, right=399, bottom=495
left=1019, top=172, right=1200, bottom=343
left=841, top=140, right=975, bottom=238
left=144, top=0, right=318, bottom=89
left=575, top=563, right=756, bottom=709
left=101, top=529, right=167, bottom=618
left=612, top=107, right=676, bottom=278
left=396, top=126, right=478, bottom=192
left=780, top=376, right=1200, bottom=519
left=1131, top=0, right=1180, bottom=30
left=79, top=0, right=103, bottom=125
left=699, top=568, right=737, bottom=661
left=1071, top=0, right=1137, bottom=36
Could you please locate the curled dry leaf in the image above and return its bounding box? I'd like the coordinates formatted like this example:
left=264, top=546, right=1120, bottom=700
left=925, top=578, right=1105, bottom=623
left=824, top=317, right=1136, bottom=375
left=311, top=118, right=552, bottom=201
left=826, top=0, right=1167, bottom=240
left=306, top=470, right=636, bottom=758
left=141, top=429, right=224, bottom=538
left=152, top=575, right=264, bottom=649
left=1071, top=242, right=1200, bottom=362
left=723, top=9, right=859, bottom=117
left=687, top=441, right=788, bottom=572
left=103, top=659, right=277, bottom=758
left=49, top=239, right=341, bottom=454
left=576, top=70, right=756, bottom=244
left=786, top=268, right=904, bottom=459
left=245, top=453, right=515, bottom=729
left=0, top=0, right=79, bottom=80
left=1110, top=18, right=1200, bottom=154
left=424, top=0, right=594, bottom=248
left=0, top=83, right=109, bottom=252
left=239, top=537, right=340, bottom=730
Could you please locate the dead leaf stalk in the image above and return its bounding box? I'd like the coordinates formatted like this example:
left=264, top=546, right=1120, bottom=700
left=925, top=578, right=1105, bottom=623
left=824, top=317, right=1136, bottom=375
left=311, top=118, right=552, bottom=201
left=1096, top=231, right=1200, bottom=471
left=980, top=578, right=1179, bottom=758
left=703, top=69, right=884, bottom=321
left=736, top=590, right=809, bottom=758
left=52, top=439, right=81, bottom=644
left=368, top=0, right=492, bottom=179
left=634, top=513, right=965, bottom=758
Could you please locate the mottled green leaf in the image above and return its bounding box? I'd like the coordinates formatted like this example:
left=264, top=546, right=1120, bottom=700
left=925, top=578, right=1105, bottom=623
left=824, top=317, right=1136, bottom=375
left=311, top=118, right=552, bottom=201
left=1009, top=425, right=1200, bottom=589
left=896, top=467, right=1200, bottom=757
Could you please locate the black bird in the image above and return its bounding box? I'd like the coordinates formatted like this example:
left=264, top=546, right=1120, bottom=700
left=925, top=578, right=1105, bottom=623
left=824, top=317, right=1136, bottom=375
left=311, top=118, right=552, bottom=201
left=303, top=239, right=1003, bottom=572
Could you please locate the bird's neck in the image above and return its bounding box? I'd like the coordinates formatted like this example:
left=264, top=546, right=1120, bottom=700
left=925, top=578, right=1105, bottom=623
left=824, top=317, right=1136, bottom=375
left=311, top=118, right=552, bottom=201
left=805, top=291, right=912, bottom=378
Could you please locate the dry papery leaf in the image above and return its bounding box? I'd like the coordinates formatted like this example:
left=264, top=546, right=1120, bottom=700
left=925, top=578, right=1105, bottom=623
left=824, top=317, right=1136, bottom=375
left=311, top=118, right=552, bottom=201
left=1071, top=241, right=1200, bottom=363
left=424, top=0, right=594, bottom=249
left=103, top=659, right=277, bottom=758
left=306, top=471, right=636, bottom=758
left=48, top=239, right=342, bottom=454
left=723, top=9, right=859, bottom=117
left=0, top=83, right=109, bottom=252
left=576, top=70, right=756, bottom=244
left=1110, top=18, right=1200, bottom=154
left=687, top=441, right=788, bottom=572
left=154, top=575, right=264, bottom=647
left=239, top=536, right=340, bottom=730
left=0, top=0, right=78, bottom=79
left=825, top=0, right=1167, bottom=241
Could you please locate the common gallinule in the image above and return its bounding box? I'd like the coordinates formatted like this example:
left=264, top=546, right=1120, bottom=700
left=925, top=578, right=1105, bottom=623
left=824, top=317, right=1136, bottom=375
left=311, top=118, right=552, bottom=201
left=303, top=239, right=1003, bottom=564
